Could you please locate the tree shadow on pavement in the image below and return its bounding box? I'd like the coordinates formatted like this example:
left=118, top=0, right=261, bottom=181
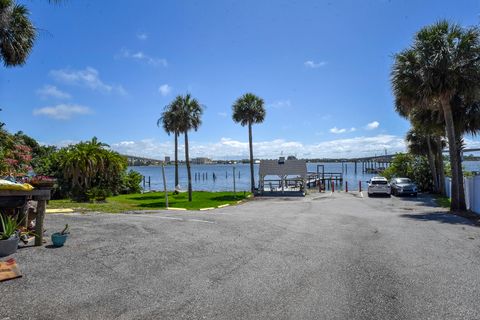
left=395, top=193, right=440, bottom=207
left=400, top=211, right=478, bottom=227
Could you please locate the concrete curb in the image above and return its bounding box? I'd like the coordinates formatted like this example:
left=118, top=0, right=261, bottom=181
left=217, top=204, right=230, bottom=208
left=167, top=207, right=187, bottom=211
left=199, top=207, right=215, bottom=211
left=46, top=208, right=74, bottom=213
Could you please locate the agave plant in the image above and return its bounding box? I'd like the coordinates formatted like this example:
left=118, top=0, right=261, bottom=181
left=0, top=214, right=19, bottom=240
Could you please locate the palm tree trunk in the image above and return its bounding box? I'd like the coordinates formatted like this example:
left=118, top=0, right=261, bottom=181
left=435, top=136, right=446, bottom=196
left=174, top=131, right=179, bottom=188
left=455, top=134, right=466, bottom=211
left=426, top=135, right=438, bottom=193
left=441, top=99, right=466, bottom=211
left=248, top=122, right=255, bottom=194
left=184, top=130, right=192, bottom=202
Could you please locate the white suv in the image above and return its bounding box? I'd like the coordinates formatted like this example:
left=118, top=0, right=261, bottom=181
left=367, top=177, right=391, bottom=197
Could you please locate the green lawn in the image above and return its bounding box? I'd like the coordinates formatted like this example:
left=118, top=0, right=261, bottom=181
left=435, top=195, right=451, bottom=208
left=48, top=191, right=251, bottom=213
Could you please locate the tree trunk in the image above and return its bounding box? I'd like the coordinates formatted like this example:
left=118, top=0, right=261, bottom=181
left=435, top=136, right=446, bottom=196
left=441, top=99, right=466, bottom=211
left=248, top=122, right=255, bottom=194
left=455, top=134, right=467, bottom=211
left=184, top=131, right=192, bottom=202
left=426, top=135, right=438, bottom=193
left=174, top=131, right=179, bottom=188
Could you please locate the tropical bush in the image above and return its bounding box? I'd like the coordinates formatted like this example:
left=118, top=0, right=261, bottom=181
left=120, top=170, right=143, bottom=194
left=382, top=153, right=432, bottom=192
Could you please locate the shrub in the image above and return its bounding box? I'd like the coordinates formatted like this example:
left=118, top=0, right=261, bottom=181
left=121, top=170, right=143, bottom=194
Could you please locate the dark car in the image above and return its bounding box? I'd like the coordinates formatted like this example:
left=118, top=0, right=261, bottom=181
left=390, top=177, right=417, bottom=196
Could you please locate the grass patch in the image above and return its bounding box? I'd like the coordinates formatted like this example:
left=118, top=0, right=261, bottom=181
left=48, top=191, right=251, bottom=213
left=435, top=196, right=451, bottom=208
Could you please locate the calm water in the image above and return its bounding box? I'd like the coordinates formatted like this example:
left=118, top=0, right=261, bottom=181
left=130, top=160, right=480, bottom=192
left=131, top=162, right=378, bottom=192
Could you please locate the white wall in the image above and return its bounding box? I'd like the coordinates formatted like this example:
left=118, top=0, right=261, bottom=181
left=444, top=176, right=480, bottom=214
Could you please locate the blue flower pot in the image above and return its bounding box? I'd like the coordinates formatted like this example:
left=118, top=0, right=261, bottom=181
left=51, top=233, right=68, bottom=247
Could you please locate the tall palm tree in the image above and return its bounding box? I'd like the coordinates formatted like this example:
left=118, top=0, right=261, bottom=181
left=391, top=20, right=480, bottom=211
left=158, top=98, right=182, bottom=189
left=232, top=93, right=266, bottom=194
left=175, top=94, right=203, bottom=202
left=0, top=0, right=36, bottom=67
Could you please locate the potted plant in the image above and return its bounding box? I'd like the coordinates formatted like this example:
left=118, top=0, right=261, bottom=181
left=51, top=224, right=69, bottom=247
left=28, top=176, right=56, bottom=189
left=0, top=215, right=20, bottom=257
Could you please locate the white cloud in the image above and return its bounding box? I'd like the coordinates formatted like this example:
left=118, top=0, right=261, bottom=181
left=36, top=85, right=71, bottom=99
left=158, top=84, right=172, bottom=96
left=33, top=104, right=92, bottom=120
left=109, top=135, right=406, bottom=159
left=330, top=127, right=356, bottom=134
left=117, top=48, right=168, bottom=67
left=218, top=112, right=227, bottom=117
left=137, top=32, right=148, bottom=40
left=50, top=67, right=127, bottom=95
left=268, top=100, right=292, bottom=109
left=304, top=60, right=327, bottom=68
left=365, top=121, right=380, bottom=130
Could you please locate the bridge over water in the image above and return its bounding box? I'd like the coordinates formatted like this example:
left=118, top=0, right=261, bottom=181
left=122, top=155, right=163, bottom=166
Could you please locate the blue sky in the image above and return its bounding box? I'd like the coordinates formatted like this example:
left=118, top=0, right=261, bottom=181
left=1, top=0, right=480, bottom=159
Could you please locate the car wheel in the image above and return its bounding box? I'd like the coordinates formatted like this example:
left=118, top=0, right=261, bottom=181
left=413, top=192, right=417, bottom=197
left=367, top=193, right=371, bottom=197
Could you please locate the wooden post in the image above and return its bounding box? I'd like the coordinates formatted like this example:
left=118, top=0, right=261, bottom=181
left=331, top=180, right=335, bottom=192
left=162, top=164, right=168, bottom=209
left=35, top=200, right=46, bottom=246
left=233, top=167, right=236, bottom=197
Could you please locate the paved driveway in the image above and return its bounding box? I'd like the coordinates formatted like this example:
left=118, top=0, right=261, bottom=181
left=1, top=192, right=480, bottom=320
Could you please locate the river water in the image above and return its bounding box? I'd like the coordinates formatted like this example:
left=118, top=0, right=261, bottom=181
left=129, top=161, right=480, bottom=192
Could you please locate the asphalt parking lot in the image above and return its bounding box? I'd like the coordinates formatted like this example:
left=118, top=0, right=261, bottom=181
left=1, top=191, right=479, bottom=320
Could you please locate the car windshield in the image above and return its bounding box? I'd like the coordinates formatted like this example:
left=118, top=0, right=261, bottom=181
left=397, top=178, right=411, bottom=183
left=371, top=180, right=387, bottom=185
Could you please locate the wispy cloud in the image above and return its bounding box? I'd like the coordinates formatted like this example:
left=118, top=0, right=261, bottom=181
left=36, top=85, right=71, bottom=100
left=218, top=112, right=227, bottom=117
left=109, top=135, right=406, bottom=159
left=330, top=127, right=356, bottom=134
left=158, top=84, right=172, bottom=96
left=268, top=100, right=292, bottom=109
left=33, top=104, right=92, bottom=120
left=50, top=67, right=127, bottom=95
left=136, top=32, right=148, bottom=40
left=117, top=48, right=168, bottom=67
left=304, top=60, right=327, bottom=68
left=365, top=121, right=380, bottom=130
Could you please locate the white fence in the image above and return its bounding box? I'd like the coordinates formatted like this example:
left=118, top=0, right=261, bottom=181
left=444, top=176, right=480, bottom=214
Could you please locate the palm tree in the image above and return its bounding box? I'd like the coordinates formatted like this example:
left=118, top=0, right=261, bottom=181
left=0, top=0, right=36, bottom=67
left=175, top=94, right=203, bottom=202
left=405, top=127, right=439, bottom=193
left=232, top=93, right=266, bottom=194
left=158, top=98, right=182, bottom=189
left=391, top=20, right=480, bottom=211
left=405, top=108, right=447, bottom=195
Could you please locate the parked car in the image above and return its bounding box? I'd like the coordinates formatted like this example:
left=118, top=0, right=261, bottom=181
left=367, top=177, right=391, bottom=197
left=390, top=177, right=417, bottom=197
